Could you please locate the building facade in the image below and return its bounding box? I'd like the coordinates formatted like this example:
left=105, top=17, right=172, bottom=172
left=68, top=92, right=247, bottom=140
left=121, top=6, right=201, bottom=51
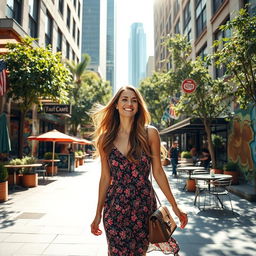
left=81, top=0, right=106, bottom=79
left=155, top=0, right=256, bottom=171
left=0, top=0, right=82, bottom=157
left=128, top=22, right=147, bottom=88
left=106, top=0, right=116, bottom=92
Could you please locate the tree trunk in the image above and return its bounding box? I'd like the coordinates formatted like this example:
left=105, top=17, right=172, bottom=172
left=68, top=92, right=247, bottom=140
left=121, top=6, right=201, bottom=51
left=203, top=119, right=216, bottom=169
left=18, top=111, right=25, bottom=158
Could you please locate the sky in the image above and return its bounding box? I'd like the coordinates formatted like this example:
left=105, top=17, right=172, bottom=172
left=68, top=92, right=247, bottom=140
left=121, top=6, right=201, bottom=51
left=115, top=0, right=154, bottom=90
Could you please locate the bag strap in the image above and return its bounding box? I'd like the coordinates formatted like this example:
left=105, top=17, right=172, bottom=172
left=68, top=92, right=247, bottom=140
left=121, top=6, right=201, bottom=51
left=146, top=126, right=162, bottom=208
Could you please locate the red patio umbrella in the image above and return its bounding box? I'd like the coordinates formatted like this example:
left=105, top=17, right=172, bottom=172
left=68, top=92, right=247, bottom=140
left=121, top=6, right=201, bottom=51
left=28, top=129, right=77, bottom=172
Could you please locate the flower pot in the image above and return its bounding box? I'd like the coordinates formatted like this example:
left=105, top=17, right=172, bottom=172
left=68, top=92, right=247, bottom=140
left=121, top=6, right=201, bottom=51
left=75, top=159, right=79, bottom=168
left=186, top=179, right=196, bottom=192
left=0, top=181, right=8, bottom=202
left=46, top=166, right=57, bottom=176
left=224, top=170, right=239, bottom=185
left=79, top=158, right=84, bottom=165
left=211, top=168, right=223, bottom=174
left=22, top=173, right=38, bottom=188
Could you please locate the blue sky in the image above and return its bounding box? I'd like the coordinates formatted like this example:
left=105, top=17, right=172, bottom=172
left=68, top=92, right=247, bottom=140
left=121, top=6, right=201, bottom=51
left=115, top=0, right=154, bottom=90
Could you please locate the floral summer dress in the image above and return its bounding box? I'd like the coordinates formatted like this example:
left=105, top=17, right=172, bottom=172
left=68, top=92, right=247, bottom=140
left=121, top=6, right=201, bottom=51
left=103, top=147, right=180, bottom=256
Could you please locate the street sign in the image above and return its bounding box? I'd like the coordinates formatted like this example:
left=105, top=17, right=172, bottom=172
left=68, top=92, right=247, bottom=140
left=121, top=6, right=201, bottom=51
left=181, top=79, right=197, bottom=93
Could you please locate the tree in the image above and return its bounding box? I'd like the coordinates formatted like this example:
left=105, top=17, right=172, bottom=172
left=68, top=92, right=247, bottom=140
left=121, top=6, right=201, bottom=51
left=66, top=56, right=112, bottom=136
left=4, top=37, right=72, bottom=157
left=214, top=8, right=256, bottom=108
left=164, top=35, right=233, bottom=168
left=139, top=72, right=173, bottom=128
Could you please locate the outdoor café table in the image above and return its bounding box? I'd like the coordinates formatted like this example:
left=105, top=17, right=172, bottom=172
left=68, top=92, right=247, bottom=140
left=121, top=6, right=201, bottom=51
left=4, top=164, right=42, bottom=190
left=191, top=173, right=232, bottom=207
left=177, top=166, right=206, bottom=190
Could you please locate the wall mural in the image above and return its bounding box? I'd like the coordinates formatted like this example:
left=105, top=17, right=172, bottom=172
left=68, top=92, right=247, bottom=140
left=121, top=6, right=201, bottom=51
left=228, top=105, right=256, bottom=173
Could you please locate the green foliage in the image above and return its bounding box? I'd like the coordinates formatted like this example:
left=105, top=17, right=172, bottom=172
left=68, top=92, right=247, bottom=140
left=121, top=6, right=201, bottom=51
left=139, top=72, right=174, bottom=128
left=211, top=134, right=224, bottom=149
left=9, top=158, right=24, bottom=165
left=4, top=37, right=72, bottom=110
left=66, top=55, right=112, bottom=135
left=213, top=8, right=256, bottom=108
left=77, top=150, right=84, bottom=156
left=181, top=151, right=192, bottom=158
left=44, top=152, right=59, bottom=160
left=0, top=163, right=8, bottom=182
left=224, top=161, right=240, bottom=172
left=22, top=156, right=37, bottom=164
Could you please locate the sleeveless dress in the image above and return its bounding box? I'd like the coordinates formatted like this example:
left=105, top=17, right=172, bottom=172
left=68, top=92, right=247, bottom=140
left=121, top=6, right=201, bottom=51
left=103, top=147, right=180, bottom=256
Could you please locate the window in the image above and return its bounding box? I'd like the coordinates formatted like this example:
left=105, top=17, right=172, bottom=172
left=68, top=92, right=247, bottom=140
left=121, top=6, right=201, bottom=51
left=174, top=19, right=180, bottom=34
left=78, top=1, right=81, bottom=18
left=183, top=1, right=192, bottom=41
left=197, top=43, right=207, bottom=60
left=28, top=0, right=39, bottom=38
left=173, top=0, right=180, bottom=17
left=77, top=29, right=80, bottom=46
left=72, top=50, right=75, bottom=61
left=196, top=0, right=207, bottom=38
left=73, top=0, right=77, bottom=9
left=66, top=5, right=71, bottom=29
left=66, top=41, right=70, bottom=59
left=6, top=0, right=22, bottom=24
left=72, top=18, right=76, bottom=39
left=57, top=28, right=63, bottom=52
left=244, top=0, right=256, bottom=16
left=45, top=11, right=53, bottom=47
left=212, top=0, right=225, bottom=15
left=214, top=20, right=231, bottom=78
left=58, top=0, right=64, bottom=15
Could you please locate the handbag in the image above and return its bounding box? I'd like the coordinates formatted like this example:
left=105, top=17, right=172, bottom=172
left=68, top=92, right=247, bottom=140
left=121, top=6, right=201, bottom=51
left=148, top=170, right=177, bottom=243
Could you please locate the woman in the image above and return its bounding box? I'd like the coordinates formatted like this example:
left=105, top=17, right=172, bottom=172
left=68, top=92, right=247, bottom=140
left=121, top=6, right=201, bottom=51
left=90, top=85, right=187, bottom=255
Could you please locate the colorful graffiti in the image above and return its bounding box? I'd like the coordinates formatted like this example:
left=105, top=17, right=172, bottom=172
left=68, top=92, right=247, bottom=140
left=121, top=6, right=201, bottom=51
left=228, top=105, right=256, bottom=171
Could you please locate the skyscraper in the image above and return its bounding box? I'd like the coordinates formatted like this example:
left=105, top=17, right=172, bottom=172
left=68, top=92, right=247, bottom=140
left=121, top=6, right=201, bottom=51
left=82, top=0, right=116, bottom=90
left=128, top=23, right=146, bottom=88
left=106, top=0, right=116, bottom=92
left=82, top=0, right=106, bottom=79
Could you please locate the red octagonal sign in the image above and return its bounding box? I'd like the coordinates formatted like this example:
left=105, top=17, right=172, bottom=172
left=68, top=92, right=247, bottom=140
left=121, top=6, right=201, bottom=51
left=181, top=79, right=197, bottom=93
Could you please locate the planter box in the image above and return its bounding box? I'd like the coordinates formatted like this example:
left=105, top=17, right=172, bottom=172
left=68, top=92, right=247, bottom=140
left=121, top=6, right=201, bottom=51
left=0, top=181, right=8, bottom=202
left=211, top=168, right=223, bottom=174
left=186, top=179, right=196, bottom=192
left=22, top=173, right=38, bottom=188
left=46, top=166, right=58, bottom=176
left=224, top=170, right=239, bottom=185
left=79, top=158, right=84, bottom=166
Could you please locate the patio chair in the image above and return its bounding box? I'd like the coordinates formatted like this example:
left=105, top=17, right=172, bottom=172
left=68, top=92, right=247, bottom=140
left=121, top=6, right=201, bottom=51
left=193, top=170, right=210, bottom=208
left=35, top=164, right=47, bottom=181
left=205, top=177, right=234, bottom=212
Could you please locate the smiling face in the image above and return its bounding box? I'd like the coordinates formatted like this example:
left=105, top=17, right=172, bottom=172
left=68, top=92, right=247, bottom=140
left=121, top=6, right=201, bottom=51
left=116, top=89, right=139, bottom=118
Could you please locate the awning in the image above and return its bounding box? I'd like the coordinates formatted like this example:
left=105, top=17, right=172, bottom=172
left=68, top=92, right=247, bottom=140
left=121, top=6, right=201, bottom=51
left=160, top=117, right=228, bottom=135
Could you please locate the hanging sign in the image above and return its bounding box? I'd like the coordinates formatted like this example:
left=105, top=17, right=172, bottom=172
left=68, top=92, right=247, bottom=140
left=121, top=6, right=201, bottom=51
left=181, top=79, right=197, bottom=93
left=43, top=104, right=71, bottom=114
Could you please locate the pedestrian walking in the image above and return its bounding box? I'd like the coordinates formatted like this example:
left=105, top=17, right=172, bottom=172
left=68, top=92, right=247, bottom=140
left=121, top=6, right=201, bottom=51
left=90, top=85, right=187, bottom=255
left=169, top=141, right=179, bottom=177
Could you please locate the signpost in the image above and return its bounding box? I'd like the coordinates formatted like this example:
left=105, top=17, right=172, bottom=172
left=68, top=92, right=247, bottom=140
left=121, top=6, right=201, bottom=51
left=181, top=79, right=197, bottom=93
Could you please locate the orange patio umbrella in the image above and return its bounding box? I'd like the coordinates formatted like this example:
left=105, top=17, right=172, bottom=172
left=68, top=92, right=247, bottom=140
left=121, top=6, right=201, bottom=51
left=28, top=129, right=78, bottom=171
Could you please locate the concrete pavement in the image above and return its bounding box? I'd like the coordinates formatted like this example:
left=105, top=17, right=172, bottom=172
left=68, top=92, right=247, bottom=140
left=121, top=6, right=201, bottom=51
left=0, top=158, right=255, bottom=256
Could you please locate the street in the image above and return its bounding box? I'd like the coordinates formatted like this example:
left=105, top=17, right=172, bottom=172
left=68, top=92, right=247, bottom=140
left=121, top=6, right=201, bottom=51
left=0, top=158, right=255, bottom=256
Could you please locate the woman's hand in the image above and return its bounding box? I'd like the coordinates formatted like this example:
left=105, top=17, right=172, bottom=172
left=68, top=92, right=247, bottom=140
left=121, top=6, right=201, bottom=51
left=91, top=214, right=103, bottom=236
left=172, top=206, right=188, bottom=229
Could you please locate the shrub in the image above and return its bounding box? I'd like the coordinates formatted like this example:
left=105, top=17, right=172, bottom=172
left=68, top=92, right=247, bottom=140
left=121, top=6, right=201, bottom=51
left=0, top=163, right=8, bottom=182
left=44, top=152, right=59, bottom=160
left=224, top=161, right=240, bottom=172
left=181, top=151, right=192, bottom=159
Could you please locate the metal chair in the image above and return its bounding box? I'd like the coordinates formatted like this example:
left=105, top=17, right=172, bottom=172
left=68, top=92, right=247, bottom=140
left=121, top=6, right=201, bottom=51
left=205, top=177, right=234, bottom=212
left=193, top=170, right=210, bottom=208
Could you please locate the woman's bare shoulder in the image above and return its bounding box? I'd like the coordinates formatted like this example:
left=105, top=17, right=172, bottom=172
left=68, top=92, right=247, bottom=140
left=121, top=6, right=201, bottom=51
left=146, top=125, right=159, bottom=140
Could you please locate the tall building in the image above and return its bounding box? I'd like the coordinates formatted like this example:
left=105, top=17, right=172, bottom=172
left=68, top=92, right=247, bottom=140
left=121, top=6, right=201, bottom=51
left=106, top=0, right=116, bottom=92
left=81, top=0, right=115, bottom=89
left=154, top=0, right=255, bottom=76
left=128, top=22, right=146, bottom=88
left=0, top=0, right=82, bottom=61
left=82, top=0, right=106, bottom=79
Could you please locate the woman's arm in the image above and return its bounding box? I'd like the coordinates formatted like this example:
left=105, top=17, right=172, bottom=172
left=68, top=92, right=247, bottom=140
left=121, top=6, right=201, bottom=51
left=148, top=126, right=188, bottom=229
left=91, top=148, right=111, bottom=235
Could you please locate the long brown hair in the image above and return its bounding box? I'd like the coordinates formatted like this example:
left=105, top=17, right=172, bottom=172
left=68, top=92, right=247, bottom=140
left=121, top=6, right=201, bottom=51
left=91, top=85, right=151, bottom=162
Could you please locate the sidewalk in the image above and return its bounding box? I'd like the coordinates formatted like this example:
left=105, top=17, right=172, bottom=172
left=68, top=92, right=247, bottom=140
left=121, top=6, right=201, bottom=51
left=0, top=159, right=255, bottom=256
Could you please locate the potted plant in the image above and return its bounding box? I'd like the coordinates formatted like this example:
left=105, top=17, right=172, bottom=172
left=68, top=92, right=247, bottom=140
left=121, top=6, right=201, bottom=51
left=181, top=151, right=193, bottom=163
left=211, top=163, right=224, bottom=174
left=75, top=151, right=80, bottom=168
left=223, top=161, right=240, bottom=185
left=8, top=158, right=24, bottom=185
left=77, top=150, right=84, bottom=165
left=44, top=152, right=59, bottom=175
left=0, top=163, right=8, bottom=202
left=21, top=156, right=38, bottom=188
